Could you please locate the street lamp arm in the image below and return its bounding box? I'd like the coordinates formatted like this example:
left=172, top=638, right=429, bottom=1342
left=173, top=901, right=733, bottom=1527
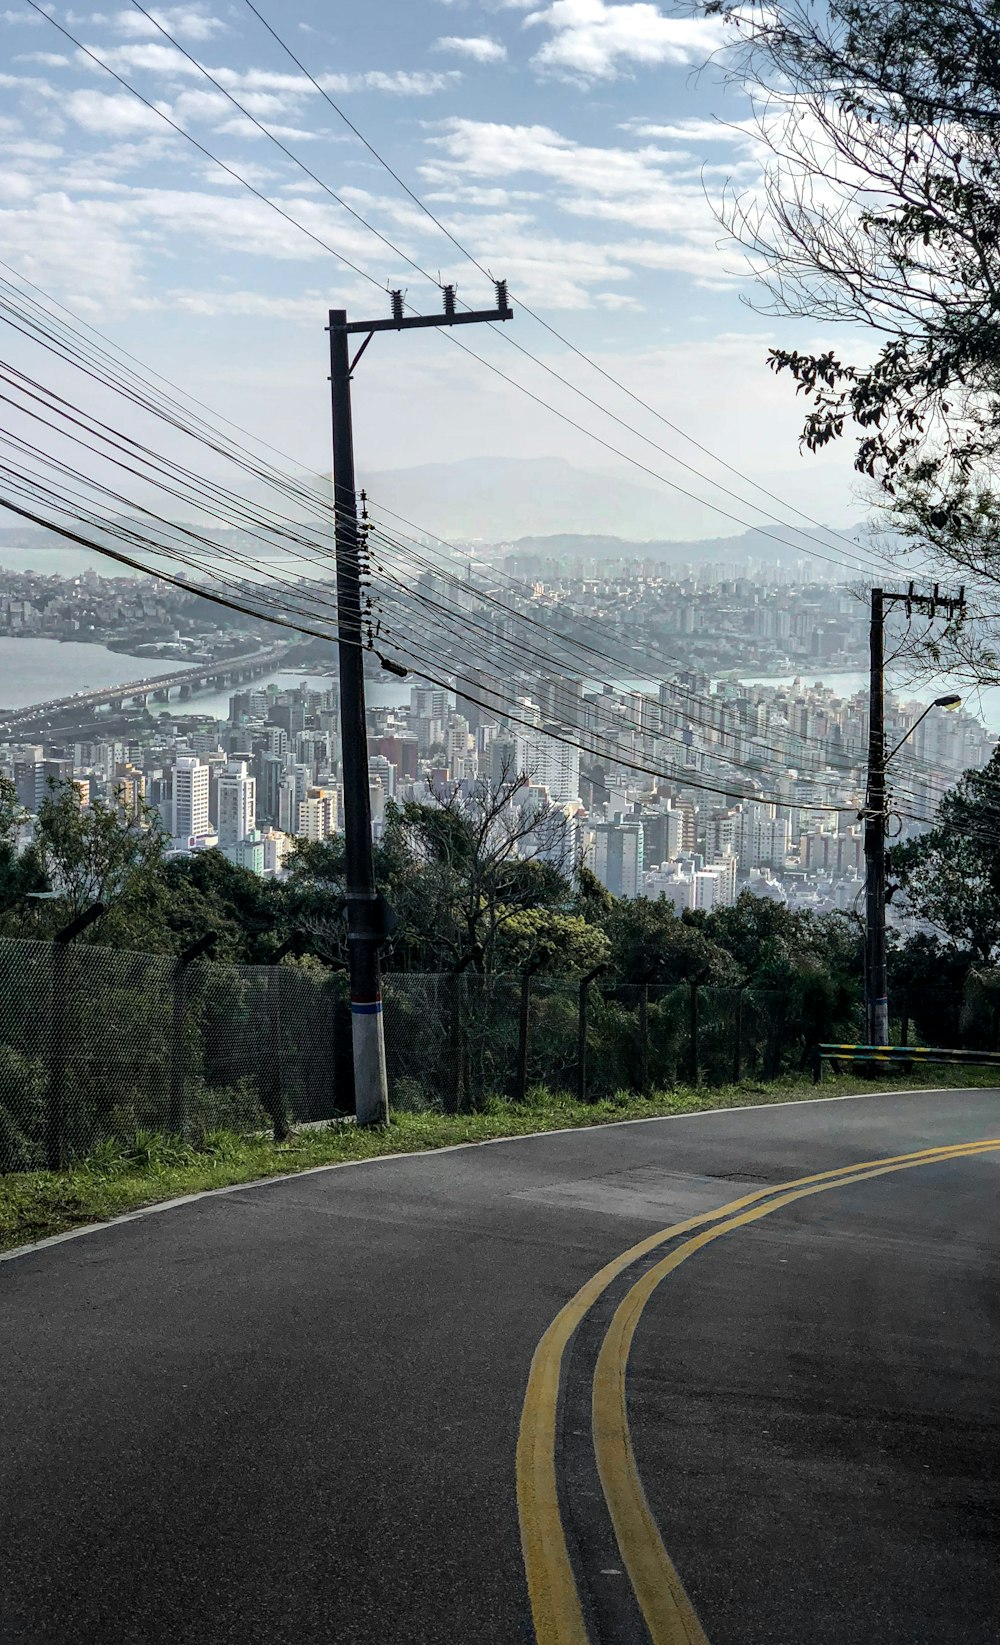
left=884, top=694, right=962, bottom=766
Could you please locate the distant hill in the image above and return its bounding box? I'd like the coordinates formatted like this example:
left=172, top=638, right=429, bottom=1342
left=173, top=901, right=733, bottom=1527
left=491, top=527, right=869, bottom=570
left=359, top=455, right=862, bottom=557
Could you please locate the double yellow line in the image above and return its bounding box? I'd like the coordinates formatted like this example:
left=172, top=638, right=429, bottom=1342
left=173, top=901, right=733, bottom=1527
left=517, top=1136, right=1000, bottom=1645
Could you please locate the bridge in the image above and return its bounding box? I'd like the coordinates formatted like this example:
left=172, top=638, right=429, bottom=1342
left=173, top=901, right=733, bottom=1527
left=0, top=642, right=301, bottom=737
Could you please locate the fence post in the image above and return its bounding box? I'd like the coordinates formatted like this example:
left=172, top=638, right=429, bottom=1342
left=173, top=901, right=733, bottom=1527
left=447, top=952, right=478, bottom=1114
left=732, top=986, right=746, bottom=1084
left=638, top=983, right=650, bottom=1095
left=689, top=981, right=700, bottom=1087
left=262, top=968, right=289, bottom=1142
left=261, top=932, right=310, bottom=1142
left=45, top=902, right=105, bottom=1171
left=900, top=991, right=910, bottom=1049
left=169, top=932, right=216, bottom=1137
left=515, top=962, right=542, bottom=1104
left=578, top=965, right=608, bottom=1104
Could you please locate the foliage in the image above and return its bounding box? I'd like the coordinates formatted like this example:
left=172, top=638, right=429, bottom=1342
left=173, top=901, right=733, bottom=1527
left=493, top=908, right=610, bottom=974
left=697, top=0, right=1000, bottom=670
left=597, top=895, right=741, bottom=984
left=890, top=744, right=1000, bottom=960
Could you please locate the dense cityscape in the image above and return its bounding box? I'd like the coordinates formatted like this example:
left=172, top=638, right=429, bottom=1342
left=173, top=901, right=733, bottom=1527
left=1, top=556, right=991, bottom=927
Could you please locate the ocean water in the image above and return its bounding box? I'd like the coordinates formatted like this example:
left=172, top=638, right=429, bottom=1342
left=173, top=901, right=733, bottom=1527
left=0, top=637, right=174, bottom=711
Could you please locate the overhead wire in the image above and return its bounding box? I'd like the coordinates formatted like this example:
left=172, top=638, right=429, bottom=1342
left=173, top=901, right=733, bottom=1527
left=0, top=269, right=986, bottom=822
left=240, top=0, right=897, bottom=568
left=28, top=0, right=903, bottom=583
left=0, top=23, right=981, bottom=811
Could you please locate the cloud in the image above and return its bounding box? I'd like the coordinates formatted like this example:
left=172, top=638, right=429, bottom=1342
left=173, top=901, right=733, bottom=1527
left=423, top=118, right=755, bottom=289
left=319, top=69, right=462, bottom=96
left=111, top=6, right=227, bottom=42
left=524, top=0, right=726, bottom=80
left=433, top=35, right=508, bottom=62
left=65, top=88, right=169, bottom=135
left=621, top=116, right=758, bottom=143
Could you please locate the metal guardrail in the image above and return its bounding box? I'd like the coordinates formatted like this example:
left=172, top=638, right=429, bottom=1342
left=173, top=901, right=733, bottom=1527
left=814, top=1043, right=1000, bottom=1083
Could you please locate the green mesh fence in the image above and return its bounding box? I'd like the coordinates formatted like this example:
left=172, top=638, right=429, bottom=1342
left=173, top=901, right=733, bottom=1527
left=0, top=937, right=859, bottom=1171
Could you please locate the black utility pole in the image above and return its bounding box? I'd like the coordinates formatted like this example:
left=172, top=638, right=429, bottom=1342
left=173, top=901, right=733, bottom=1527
left=864, top=582, right=964, bottom=1045
left=328, top=280, right=513, bottom=1125
left=865, top=587, right=888, bottom=1048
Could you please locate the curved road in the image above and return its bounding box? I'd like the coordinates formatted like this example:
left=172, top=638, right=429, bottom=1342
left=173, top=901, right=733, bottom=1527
left=2, top=1088, right=998, bottom=1644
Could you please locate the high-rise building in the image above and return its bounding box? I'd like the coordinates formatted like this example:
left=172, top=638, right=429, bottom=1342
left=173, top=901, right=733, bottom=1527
left=409, top=684, right=450, bottom=724
left=216, top=760, right=256, bottom=846
left=172, top=756, right=210, bottom=842
left=514, top=727, right=580, bottom=805
left=298, top=786, right=338, bottom=841
left=11, top=745, right=44, bottom=812
left=114, top=763, right=147, bottom=821
left=257, top=752, right=285, bottom=826
left=592, top=820, right=644, bottom=898
left=368, top=755, right=396, bottom=798
left=277, top=776, right=298, bottom=835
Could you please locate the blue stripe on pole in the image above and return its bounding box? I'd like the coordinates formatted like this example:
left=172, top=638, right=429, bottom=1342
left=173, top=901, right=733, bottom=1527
left=351, top=1000, right=383, bottom=1015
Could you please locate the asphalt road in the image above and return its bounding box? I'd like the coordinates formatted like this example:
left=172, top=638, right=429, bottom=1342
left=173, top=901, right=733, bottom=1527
left=2, top=1087, right=999, bottom=1645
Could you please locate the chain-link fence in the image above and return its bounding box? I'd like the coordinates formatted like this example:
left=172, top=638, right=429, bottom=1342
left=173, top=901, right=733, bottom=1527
left=0, top=935, right=868, bottom=1172
left=0, top=937, right=344, bottom=1172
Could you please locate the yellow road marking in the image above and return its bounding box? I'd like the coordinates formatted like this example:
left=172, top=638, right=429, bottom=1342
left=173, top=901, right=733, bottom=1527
left=591, top=1138, right=1000, bottom=1645
left=516, top=1137, right=1000, bottom=1645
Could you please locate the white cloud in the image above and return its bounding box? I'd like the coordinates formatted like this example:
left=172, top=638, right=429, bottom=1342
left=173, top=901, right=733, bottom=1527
left=423, top=118, right=756, bottom=290
left=622, top=116, right=758, bottom=143
left=525, top=0, right=726, bottom=80
left=433, top=35, right=508, bottom=62
left=65, top=88, right=168, bottom=136
left=319, top=69, right=462, bottom=96
left=112, top=6, right=226, bottom=42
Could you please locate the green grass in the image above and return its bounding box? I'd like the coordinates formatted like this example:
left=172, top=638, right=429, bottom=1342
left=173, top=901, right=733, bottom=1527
left=2, top=1067, right=997, bottom=1254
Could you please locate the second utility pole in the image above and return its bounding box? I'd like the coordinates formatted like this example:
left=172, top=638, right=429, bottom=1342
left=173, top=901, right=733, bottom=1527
left=328, top=280, right=513, bottom=1125
left=863, top=582, right=965, bottom=1047
left=864, top=587, right=888, bottom=1048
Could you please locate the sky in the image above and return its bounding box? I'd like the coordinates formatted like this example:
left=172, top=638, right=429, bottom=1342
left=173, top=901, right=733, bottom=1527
left=0, top=0, right=867, bottom=540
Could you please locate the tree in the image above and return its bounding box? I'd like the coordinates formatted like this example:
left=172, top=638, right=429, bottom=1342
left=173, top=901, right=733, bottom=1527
left=0, top=776, right=44, bottom=923
left=286, top=768, right=574, bottom=973
left=600, top=896, right=741, bottom=985
left=26, top=784, right=167, bottom=942
left=383, top=768, right=573, bottom=973
left=494, top=908, right=610, bottom=974
left=890, top=745, right=1000, bottom=959
left=698, top=0, right=1000, bottom=651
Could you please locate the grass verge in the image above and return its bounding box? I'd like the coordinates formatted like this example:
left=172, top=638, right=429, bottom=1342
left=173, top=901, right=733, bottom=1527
left=3, top=1067, right=997, bottom=1255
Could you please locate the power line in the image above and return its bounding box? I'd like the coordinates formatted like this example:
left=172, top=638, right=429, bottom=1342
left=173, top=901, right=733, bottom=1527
left=29, top=0, right=897, bottom=579
left=0, top=272, right=973, bottom=813
left=241, top=0, right=890, bottom=567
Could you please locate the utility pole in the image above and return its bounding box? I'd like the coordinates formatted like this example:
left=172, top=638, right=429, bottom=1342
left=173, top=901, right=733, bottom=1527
left=865, top=586, right=888, bottom=1047
left=864, top=582, right=965, bottom=1045
left=328, top=280, right=513, bottom=1125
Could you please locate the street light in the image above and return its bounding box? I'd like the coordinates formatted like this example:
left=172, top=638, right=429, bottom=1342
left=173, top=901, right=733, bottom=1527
left=865, top=691, right=961, bottom=1047
left=884, top=693, right=962, bottom=765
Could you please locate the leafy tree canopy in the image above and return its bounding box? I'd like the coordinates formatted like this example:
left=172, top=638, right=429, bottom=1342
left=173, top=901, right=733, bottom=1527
left=891, top=743, right=1000, bottom=959
left=695, top=0, right=1000, bottom=671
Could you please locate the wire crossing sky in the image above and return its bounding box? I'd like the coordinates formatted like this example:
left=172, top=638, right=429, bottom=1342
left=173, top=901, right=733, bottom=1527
left=0, top=0, right=866, bottom=537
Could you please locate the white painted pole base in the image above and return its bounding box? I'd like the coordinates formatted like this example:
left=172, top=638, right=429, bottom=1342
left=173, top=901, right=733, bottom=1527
left=872, top=998, right=889, bottom=1048
left=352, top=1002, right=390, bottom=1125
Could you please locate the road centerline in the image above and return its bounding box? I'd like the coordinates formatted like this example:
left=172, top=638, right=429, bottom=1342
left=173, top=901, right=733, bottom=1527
left=590, top=1139, right=1000, bottom=1645
left=516, top=1137, right=1000, bottom=1645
